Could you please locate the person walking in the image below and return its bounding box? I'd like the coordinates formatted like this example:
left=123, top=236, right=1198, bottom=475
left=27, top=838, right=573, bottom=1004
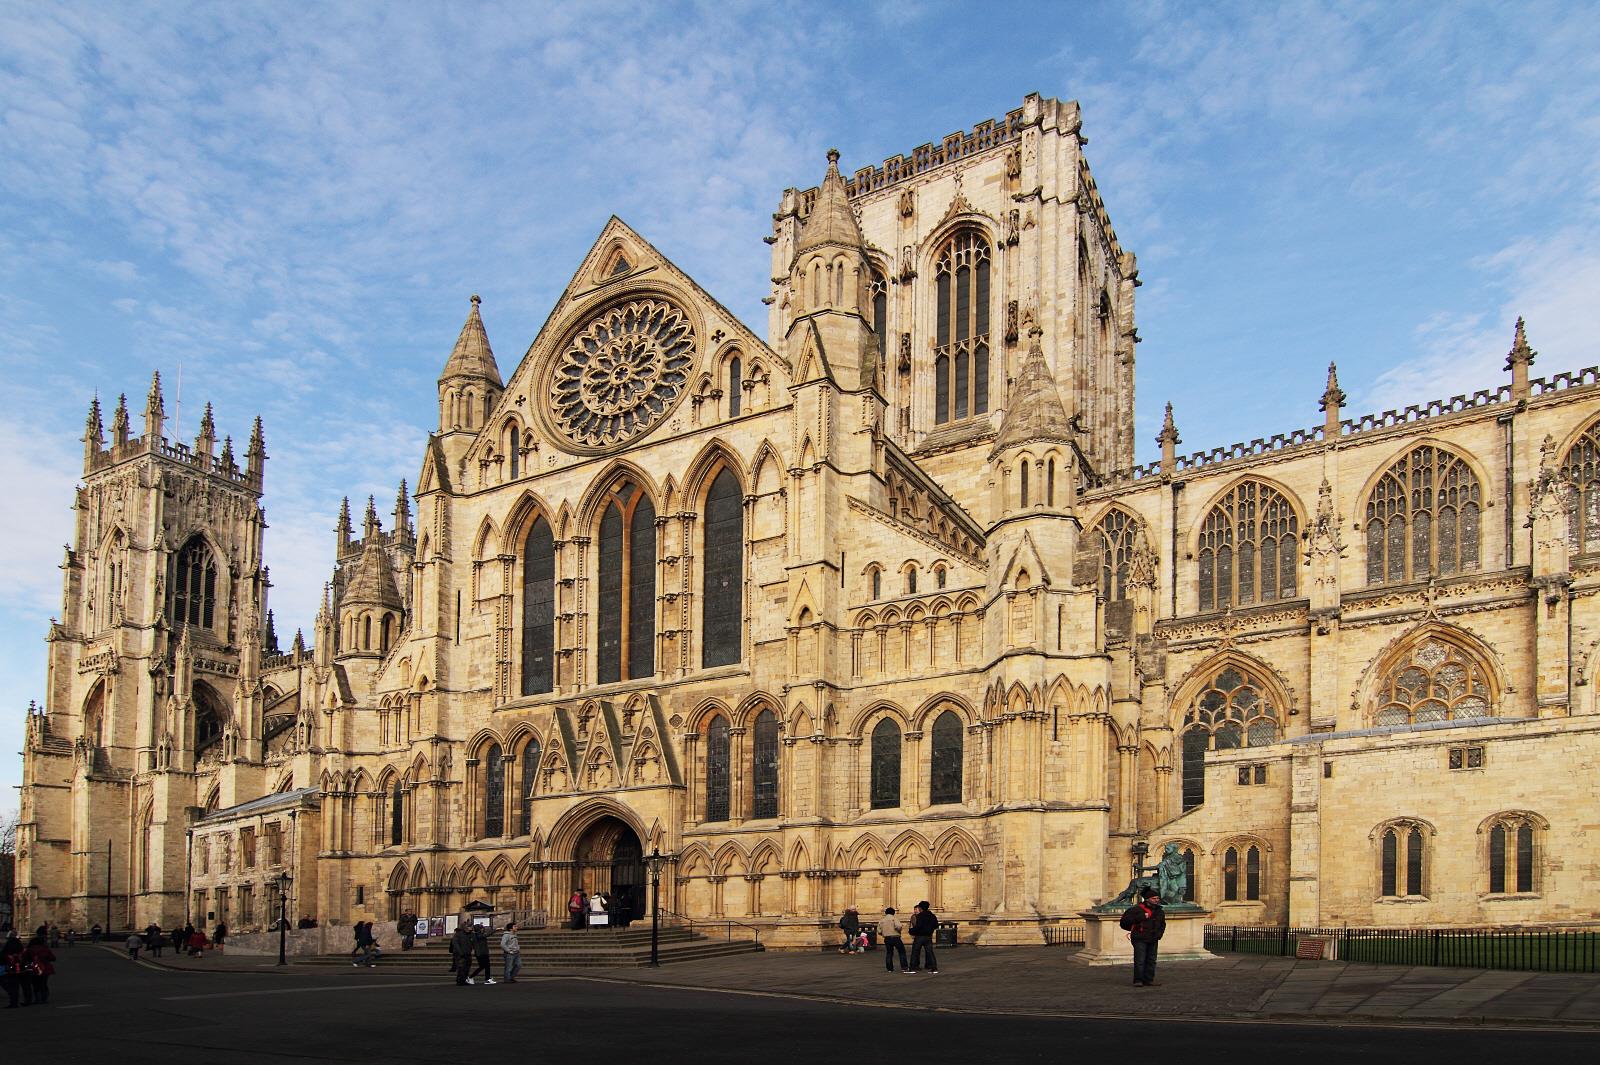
left=145, top=924, right=163, bottom=958
left=568, top=890, right=585, bottom=931
left=1120, top=885, right=1166, bottom=987
left=186, top=928, right=208, bottom=957
left=213, top=922, right=228, bottom=955
left=23, top=934, right=56, bottom=1004
left=125, top=933, right=143, bottom=961
left=1, top=931, right=25, bottom=1008
left=89, top=922, right=102, bottom=943
left=500, top=923, right=521, bottom=984
left=171, top=926, right=186, bottom=955
left=349, top=920, right=368, bottom=963
left=470, top=925, right=494, bottom=984
left=399, top=912, right=415, bottom=951
left=907, top=901, right=940, bottom=974
left=837, top=907, right=860, bottom=954
left=877, top=907, right=909, bottom=973
left=450, top=923, right=474, bottom=985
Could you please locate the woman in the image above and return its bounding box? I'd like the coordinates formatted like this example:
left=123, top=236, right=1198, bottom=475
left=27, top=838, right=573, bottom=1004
left=1, top=931, right=25, bottom=1008
left=588, top=891, right=608, bottom=929
left=186, top=927, right=208, bottom=957
left=23, top=934, right=56, bottom=1004
left=568, top=889, right=585, bottom=930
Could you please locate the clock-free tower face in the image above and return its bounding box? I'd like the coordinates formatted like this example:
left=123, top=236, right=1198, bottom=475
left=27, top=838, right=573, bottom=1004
left=547, top=297, right=696, bottom=452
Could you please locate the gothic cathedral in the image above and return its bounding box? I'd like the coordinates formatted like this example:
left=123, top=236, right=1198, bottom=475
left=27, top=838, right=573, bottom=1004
left=17, top=94, right=1600, bottom=942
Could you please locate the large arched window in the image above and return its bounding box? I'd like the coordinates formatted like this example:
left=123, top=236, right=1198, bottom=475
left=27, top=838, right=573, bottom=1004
left=1379, top=823, right=1425, bottom=897
left=390, top=782, right=404, bottom=847
left=1180, top=665, right=1282, bottom=811
left=1486, top=814, right=1538, bottom=895
left=1090, top=508, right=1144, bottom=603
left=870, top=717, right=902, bottom=809
left=1562, top=419, right=1600, bottom=552
left=1373, top=635, right=1493, bottom=726
left=483, top=743, right=505, bottom=838
left=928, top=710, right=963, bottom=805
left=932, top=231, right=991, bottom=424
left=169, top=536, right=218, bottom=630
left=1366, top=445, right=1482, bottom=584
left=597, top=481, right=656, bottom=684
left=751, top=709, right=779, bottom=819
left=521, top=516, right=556, bottom=696
left=518, top=738, right=541, bottom=836
left=702, top=468, right=744, bottom=668
left=704, top=716, right=730, bottom=822
left=1197, top=481, right=1299, bottom=611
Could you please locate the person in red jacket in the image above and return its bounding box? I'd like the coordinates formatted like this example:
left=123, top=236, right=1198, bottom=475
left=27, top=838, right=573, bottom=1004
left=1, top=931, right=26, bottom=1008
left=1119, top=885, right=1167, bottom=987
left=23, top=934, right=56, bottom=1004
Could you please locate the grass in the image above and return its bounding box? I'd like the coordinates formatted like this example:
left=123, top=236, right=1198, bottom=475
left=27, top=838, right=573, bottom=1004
left=1204, top=928, right=1600, bottom=973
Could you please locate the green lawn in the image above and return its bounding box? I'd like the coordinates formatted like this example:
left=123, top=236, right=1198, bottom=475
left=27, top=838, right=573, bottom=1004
left=1204, top=929, right=1600, bottom=973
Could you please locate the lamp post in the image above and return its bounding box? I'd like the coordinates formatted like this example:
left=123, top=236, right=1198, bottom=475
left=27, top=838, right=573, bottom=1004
left=1130, top=839, right=1149, bottom=882
left=643, top=848, right=677, bottom=968
left=276, top=872, right=292, bottom=966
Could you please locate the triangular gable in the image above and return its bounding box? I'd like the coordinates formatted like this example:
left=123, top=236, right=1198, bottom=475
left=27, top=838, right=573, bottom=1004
left=647, top=694, right=683, bottom=785
left=999, top=530, right=1052, bottom=588
left=417, top=434, right=451, bottom=496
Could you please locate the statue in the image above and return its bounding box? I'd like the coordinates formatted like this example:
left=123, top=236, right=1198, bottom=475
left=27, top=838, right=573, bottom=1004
left=1094, top=842, right=1193, bottom=911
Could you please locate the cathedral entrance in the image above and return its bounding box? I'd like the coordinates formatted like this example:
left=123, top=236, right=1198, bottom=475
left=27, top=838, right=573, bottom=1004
left=571, top=816, right=645, bottom=926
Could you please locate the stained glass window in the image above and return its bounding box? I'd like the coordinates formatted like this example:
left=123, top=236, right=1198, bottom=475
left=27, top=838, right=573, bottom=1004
left=1373, top=637, right=1493, bottom=726
left=193, top=683, right=225, bottom=754
left=483, top=743, right=505, bottom=838
left=1246, top=845, right=1261, bottom=900
left=1381, top=828, right=1399, bottom=897
left=1198, top=482, right=1298, bottom=611
left=1366, top=445, right=1482, bottom=584
left=521, top=517, right=555, bottom=696
left=519, top=738, right=541, bottom=836
left=1381, top=825, right=1424, bottom=897
left=598, top=505, right=624, bottom=683
left=929, top=710, right=963, bottom=805
left=870, top=717, right=901, bottom=809
left=705, top=716, right=730, bottom=822
left=1563, top=418, right=1600, bottom=552
left=1489, top=823, right=1507, bottom=893
left=169, top=536, right=217, bottom=630
left=728, top=356, right=742, bottom=418
left=751, top=710, right=779, bottom=819
left=1223, top=847, right=1239, bottom=901
left=1488, top=817, right=1536, bottom=893
left=869, top=270, right=888, bottom=368
left=1090, top=508, right=1144, bottom=603
left=1181, top=847, right=1196, bottom=903
left=1180, top=666, right=1282, bottom=810
left=508, top=425, right=520, bottom=479
left=390, top=782, right=404, bottom=846
left=1406, top=827, right=1423, bottom=895
left=932, top=232, right=991, bottom=424
left=703, top=469, right=744, bottom=668
left=597, top=482, right=656, bottom=683
left=628, top=495, right=656, bottom=679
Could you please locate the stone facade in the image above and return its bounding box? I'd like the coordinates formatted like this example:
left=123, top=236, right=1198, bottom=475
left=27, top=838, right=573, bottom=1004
left=15, top=92, right=1600, bottom=942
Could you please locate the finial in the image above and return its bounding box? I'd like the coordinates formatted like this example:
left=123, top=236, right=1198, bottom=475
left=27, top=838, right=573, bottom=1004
left=1157, top=401, right=1180, bottom=445
left=220, top=435, right=234, bottom=467
left=1320, top=361, right=1346, bottom=411
left=1505, top=316, right=1535, bottom=367
left=199, top=401, right=215, bottom=433
left=826, top=147, right=840, bottom=166
left=470, top=293, right=481, bottom=307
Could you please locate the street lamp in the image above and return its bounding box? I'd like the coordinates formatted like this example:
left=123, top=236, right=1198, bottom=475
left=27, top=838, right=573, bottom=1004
left=275, top=872, right=292, bottom=966
left=642, top=848, right=677, bottom=968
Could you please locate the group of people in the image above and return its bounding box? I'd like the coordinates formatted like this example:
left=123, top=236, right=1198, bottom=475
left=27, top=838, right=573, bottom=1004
left=838, top=902, right=943, bottom=974
left=566, top=889, right=634, bottom=929
left=1, top=928, right=57, bottom=1007
left=448, top=922, right=520, bottom=985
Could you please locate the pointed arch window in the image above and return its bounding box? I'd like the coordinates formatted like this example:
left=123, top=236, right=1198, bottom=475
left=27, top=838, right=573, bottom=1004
left=751, top=709, right=779, bottom=819
left=933, top=231, right=991, bottom=424
left=169, top=536, right=218, bottom=630
left=1090, top=509, right=1143, bottom=604
left=1366, top=445, right=1481, bottom=584
left=702, top=468, right=744, bottom=668
left=929, top=709, right=963, bottom=805
left=193, top=682, right=225, bottom=755
left=1019, top=461, right=1029, bottom=507
left=508, top=425, right=520, bottom=479
left=483, top=743, right=505, bottom=838
left=1197, top=481, right=1299, bottom=611
left=870, top=567, right=882, bottom=601
left=1223, top=846, right=1240, bottom=901
left=521, top=516, right=555, bottom=696
left=705, top=716, right=730, bottom=822
left=597, top=481, right=656, bottom=684
left=1380, top=823, right=1425, bottom=897
left=1181, top=846, right=1197, bottom=903
left=1562, top=419, right=1600, bottom=552
left=519, top=738, right=541, bottom=836
left=870, top=717, right=902, bottom=809
left=1373, top=636, right=1493, bottom=726
left=1180, top=666, right=1281, bottom=811
left=390, top=781, right=404, bottom=847
left=1486, top=814, right=1537, bottom=894
left=728, top=356, right=742, bottom=418
left=869, top=269, right=888, bottom=367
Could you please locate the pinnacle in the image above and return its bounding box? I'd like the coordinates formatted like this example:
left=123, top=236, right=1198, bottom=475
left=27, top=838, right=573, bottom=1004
left=994, top=331, right=1073, bottom=452
left=794, top=148, right=865, bottom=257
left=1320, top=361, right=1346, bottom=411
left=441, top=293, right=503, bottom=387
left=1157, top=402, right=1181, bottom=446
left=1506, top=316, right=1536, bottom=368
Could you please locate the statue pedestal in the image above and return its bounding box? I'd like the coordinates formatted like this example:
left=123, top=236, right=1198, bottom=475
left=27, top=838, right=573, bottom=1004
left=1069, top=907, right=1217, bottom=966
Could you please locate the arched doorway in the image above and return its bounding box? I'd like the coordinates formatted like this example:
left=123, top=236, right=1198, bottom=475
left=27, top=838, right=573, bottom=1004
left=572, top=816, right=644, bottom=925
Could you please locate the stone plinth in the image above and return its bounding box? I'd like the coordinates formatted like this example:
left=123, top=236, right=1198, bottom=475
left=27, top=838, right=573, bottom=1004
left=1069, top=906, right=1216, bottom=965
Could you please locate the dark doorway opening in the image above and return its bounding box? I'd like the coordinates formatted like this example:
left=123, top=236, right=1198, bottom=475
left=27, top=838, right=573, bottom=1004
left=572, top=816, right=644, bottom=926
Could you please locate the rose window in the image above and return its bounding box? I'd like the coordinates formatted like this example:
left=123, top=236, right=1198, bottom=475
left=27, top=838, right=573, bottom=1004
left=551, top=299, right=695, bottom=449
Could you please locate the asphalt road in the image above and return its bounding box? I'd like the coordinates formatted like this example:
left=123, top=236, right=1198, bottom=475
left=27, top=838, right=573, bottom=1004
left=3, top=948, right=1592, bottom=1064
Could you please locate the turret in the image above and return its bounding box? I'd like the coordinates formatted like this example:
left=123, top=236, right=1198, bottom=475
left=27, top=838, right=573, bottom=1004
left=143, top=370, right=165, bottom=442
left=990, top=327, right=1077, bottom=523
left=782, top=150, right=879, bottom=394
left=338, top=538, right=403, bottom=658
left=437, top=294, right=503, bottom=434
left=363, top=495, right=380, bottom=540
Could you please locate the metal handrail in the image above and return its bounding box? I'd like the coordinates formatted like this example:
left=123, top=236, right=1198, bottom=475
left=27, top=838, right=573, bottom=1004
left=659, top=909, right=762, bottom=946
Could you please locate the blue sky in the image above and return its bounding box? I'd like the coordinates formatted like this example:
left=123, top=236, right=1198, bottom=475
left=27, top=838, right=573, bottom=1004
left=2, top=0, right=1598, bottom=810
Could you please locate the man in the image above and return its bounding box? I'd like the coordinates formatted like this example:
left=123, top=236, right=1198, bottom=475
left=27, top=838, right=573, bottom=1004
left=470, top=924, right=494, bottom=984
left=878, top=907, right=909, bottom=973
left=450, top=923, right=474, bottom=985
left=500, top=922, right=521, bottom=984
left=399, top=912, right=415, bottom=951
left=907, top=901, right=940, bottom=974
left=837, top=907, right=860, bottom=954
left=1120, top=884, right=1166, bottom=987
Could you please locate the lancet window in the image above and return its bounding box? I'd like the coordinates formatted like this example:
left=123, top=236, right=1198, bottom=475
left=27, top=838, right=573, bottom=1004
left=1486, top=814, right=1537, bottom=895
left=1180, top=666, right=1282, bottom=811
left=597, top=481, right=656, bottom=684
left=751, top=710, right=779, bottom=819
left=869, top=269, right=888, bottom=367
left=932, top=231, right=991, bottom=424
left=1380, top=823, right=1425, bottom=897
left=1365, top=445, right=1482, bottom=584
left=169, top=536, right=218, bottom=630
left=870, top=718, right=902, bottom=809
left=928, top=710, right=963, bottom=805
left=483, top=743, right=505, bottom=838
left=521, top=516, right=556, bottom=696
left=519, top=738, right=541, bottom=836
left=704, top=716, right=730, bottom=822
left=390, top=782, right=404, bottom=846
left=1197, top=481, right=1298, bottom=611
left=702, top=468, right=744, bottom=668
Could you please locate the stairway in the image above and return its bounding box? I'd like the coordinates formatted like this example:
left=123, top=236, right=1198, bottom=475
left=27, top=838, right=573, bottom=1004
left=302, top=925, right=763, bottom=972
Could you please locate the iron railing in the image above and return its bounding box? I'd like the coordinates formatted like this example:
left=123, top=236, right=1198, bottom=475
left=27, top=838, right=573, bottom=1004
left=659, top=910, right=762, bottom=946
left=1043, top=921, right=1087, bottom=946
left=1206, top=924, right=1600, bottom=973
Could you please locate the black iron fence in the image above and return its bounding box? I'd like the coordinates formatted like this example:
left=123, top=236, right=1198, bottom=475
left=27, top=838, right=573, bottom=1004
left=1206, top=924, right=1600, bottom=973
left=1043, top=921, right=1086, bottom=946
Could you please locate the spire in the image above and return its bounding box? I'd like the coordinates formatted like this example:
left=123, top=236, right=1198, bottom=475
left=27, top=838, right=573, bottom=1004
left=83, top=395, right=104, bottom=467
left=1319, top=361, right=1345, bottom=437
left=292, top=628, right=305, bottom=655
left=195, top=401, right=216, bottom=457
left=392, top=479, right=412, bottom=537
left=143, top=370, right=165, bottom=441
left=440, top=294, right=503, bottom=388
left=246, top=415, right=266, bottom=481
left=336, top=496, right=353, bottom=554
left=111, top=394, right=130, bottom=447
left=994, top=328, right=1074, bottom=453
left=363, top=495, right=380, bottom=539
left=343, top=536, right=403, bottom=609
left=219, top=434, right=235, bottom=470
left=793, top=148, right=866, bottom=258
left=1506, top=316, right=1536, bottom=400
left=264, top=609, right=280, bottom=653
left=1157, top=402, right=1181, bottom=474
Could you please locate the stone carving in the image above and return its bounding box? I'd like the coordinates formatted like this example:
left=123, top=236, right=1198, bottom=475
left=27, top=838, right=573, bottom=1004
left=1095, top=843, right=1195, bottom=910
left=550, top=298, right=695, bottom=450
